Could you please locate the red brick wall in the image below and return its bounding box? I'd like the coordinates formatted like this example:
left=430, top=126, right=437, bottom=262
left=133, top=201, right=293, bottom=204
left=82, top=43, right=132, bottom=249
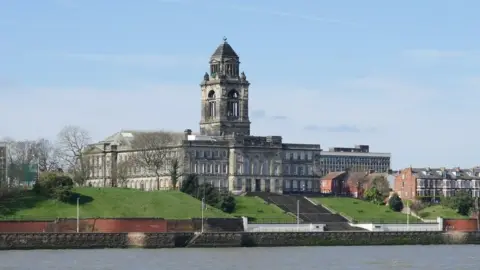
left=320, top=179, right=333, bottom=193
left=0, top=218, right=167, bottom=233
left=394, top=168, right=416, bottom=200
left=444, top=219, right=478, bottom=232
left=167, top=219, right=194, bottom=232
left=0, top=221, right=49, bottom=232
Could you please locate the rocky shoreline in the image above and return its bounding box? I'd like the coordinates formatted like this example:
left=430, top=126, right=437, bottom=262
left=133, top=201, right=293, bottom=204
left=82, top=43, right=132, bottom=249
left=0, top=231, right=479, bottom=249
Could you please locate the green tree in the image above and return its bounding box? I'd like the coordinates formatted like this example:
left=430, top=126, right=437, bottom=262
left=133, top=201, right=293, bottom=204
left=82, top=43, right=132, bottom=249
left=388, top=193, right=404, bottom=212
left=453, top=191, right=474, bottom=216
left=364, top=187, right=383, bottom=205
left=440, top=191, right=474, bottom=216
left=217, top=194, right=236, bottom=213
left=169, top=158, right=182, bottom=189
left=180, top=174, right=199, bottom=195
left=33, top=172, right=74, bottom=202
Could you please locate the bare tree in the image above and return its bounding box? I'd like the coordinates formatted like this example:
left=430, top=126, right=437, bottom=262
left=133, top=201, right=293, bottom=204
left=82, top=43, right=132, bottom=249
left=56, top=126, right=92, bottom=185
left=70, top=155, right=99, bottom=186
left=2, top=138, right=60, bottom=186
left=34, top=138, right=61, bottom=172
left=117, top=159, right=133, bottom=187
left=369, top=175, right=390, bottom=196
left=131, top=131, right=178, bottom=190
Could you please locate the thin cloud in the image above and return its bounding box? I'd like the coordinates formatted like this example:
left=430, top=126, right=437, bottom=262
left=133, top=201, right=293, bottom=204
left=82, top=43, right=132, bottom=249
left=231, top=5, right=360, bottom=27
left=271, top=115, right=287, bottom=120
left=304, top=124, right=368, bottom=133
left=402, top=49, right=469, bottom=59
left=251, top=110, right=266, bottom=119
left=61, top=53, right=204, bottom=68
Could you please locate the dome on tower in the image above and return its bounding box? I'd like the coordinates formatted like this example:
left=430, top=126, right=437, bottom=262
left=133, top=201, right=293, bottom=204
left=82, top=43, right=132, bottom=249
left=210, top=37, right=239, bottom=60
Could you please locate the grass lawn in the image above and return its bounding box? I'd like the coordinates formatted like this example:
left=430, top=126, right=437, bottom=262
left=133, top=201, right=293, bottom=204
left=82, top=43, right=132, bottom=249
left=418, top=205, right=467, bottom=219
left=232, top=196, right=296, bottom=222
left=311, top=197, right=422, bottom=223
left=0, top=188, right=232, bottom=220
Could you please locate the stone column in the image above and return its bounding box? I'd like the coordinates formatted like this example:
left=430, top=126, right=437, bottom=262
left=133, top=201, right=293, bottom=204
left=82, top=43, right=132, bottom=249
left=110, top=145, right=118, bottom=187
left=228, top=148, right=237, bottom=192
left=242, top=178, right=246, bottom=192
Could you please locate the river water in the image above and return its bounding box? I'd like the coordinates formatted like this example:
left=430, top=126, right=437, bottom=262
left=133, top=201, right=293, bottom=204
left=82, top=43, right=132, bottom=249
left=0, top=246, right=478, bottom=269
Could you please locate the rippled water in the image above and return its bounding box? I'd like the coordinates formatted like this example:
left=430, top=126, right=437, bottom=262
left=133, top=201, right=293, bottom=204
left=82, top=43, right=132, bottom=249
left=1, top=245, right=479, bottom=269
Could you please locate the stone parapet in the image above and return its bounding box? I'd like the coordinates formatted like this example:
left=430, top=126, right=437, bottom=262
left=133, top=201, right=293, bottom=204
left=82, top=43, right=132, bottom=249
left=1, top=231, right=480, bottom=250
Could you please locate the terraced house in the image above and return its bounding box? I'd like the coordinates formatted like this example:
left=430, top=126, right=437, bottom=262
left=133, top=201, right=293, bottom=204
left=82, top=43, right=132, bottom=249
left=394, top=167, right=480, bottom=200
left=83, top=38, right=390, bottom=194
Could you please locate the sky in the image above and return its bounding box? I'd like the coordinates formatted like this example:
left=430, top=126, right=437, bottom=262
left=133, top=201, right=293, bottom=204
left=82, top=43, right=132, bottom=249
left=1, top=0, right=479, bottom=169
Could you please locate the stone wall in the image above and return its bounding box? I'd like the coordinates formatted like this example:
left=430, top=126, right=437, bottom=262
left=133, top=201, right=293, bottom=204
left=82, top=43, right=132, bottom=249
left=1, top=231, right=480, bottom=249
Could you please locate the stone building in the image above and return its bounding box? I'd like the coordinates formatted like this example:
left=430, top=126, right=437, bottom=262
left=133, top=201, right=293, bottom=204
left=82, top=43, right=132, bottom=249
left=84, top=38, right=390, bottom=194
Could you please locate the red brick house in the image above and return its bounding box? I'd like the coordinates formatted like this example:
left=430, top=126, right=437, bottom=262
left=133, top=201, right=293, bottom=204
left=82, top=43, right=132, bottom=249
left=320, top=171, right=372, bottom=197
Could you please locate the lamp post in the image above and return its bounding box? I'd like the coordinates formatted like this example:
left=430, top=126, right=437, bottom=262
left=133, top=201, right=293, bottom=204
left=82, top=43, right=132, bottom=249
left=76, top=196, right=80, bottom=233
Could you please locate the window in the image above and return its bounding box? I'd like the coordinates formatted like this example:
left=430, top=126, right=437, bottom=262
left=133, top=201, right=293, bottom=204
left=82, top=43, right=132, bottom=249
left=215, top=164, right=220, bottom=173
left=227, top=90, right=239, bottom=118
left=207, top=90, right=216, bottom=117
left=244, top=159, right=250, bottom=174
left=223, top=164, right=228, bottom=174
left=298, top=166, right=304, bottom=175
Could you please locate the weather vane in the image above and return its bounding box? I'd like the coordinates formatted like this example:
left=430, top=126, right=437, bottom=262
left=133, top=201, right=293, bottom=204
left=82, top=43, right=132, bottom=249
left=223, top=36, right=227, bottom=42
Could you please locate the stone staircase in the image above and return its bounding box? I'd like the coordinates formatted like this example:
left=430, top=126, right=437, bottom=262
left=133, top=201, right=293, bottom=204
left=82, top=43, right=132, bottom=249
left=247, top=192, right=364, bottom=231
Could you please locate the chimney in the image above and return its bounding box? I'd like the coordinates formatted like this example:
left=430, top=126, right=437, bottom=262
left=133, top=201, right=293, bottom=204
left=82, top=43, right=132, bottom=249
left=184, top=129, right=192, bottom=140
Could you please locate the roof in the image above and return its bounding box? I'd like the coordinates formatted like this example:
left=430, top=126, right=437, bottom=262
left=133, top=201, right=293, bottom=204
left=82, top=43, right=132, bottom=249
left=211, top=38, right=239, bottom=60
left=87, top=129, right=194, bottom=152
left=321, top=171, right=346, bottom=180
left=411, top=167, right=480, bottom=180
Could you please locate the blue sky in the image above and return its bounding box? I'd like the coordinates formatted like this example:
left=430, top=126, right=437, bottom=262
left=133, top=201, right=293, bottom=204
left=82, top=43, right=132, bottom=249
left=1, top=0, right=479, bottom=169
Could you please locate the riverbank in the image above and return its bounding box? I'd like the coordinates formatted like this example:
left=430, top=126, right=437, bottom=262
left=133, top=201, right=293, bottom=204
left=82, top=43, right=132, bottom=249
left=1, top=231, right=479, bottom=249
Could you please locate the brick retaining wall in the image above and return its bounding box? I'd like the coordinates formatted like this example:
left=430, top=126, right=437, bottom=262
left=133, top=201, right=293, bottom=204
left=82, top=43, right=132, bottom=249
left=0, top=218, right=244, bottom=233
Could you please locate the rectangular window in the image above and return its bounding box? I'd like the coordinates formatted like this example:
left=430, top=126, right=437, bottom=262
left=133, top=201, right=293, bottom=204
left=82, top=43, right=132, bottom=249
left=215, top=164, right=220, bottom=173
left=223, top=164, right=228, bottom=174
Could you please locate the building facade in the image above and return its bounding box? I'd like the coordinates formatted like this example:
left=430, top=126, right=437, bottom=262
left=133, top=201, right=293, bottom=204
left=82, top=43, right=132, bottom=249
left=394, top=167, right=480, bottom=200
left=84, top=39, right=390, bottom=194
left=317, top=145, right=391, bottom=176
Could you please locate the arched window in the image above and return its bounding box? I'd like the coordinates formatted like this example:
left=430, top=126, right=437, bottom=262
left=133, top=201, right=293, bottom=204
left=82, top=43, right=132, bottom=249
left=227, top=90, right=239, bottom=118
left=208, top=90, right=216, bottom=117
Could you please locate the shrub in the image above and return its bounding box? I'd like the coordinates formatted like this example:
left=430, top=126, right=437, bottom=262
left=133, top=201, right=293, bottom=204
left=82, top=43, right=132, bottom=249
left=217, top=194, right=236, bottom=213
left=180, top=173, right=237, bottom=214
left=33, top=172, right=74, bottom=202
left=410, top=200, right=427, bottom=212
left=388, top=193, right=404, bottom=212
left=364, top=187, right=383, bottom=205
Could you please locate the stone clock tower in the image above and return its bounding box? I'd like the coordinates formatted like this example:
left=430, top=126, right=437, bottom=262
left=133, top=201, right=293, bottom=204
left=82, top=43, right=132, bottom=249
left=199, top=38, right=251, bottom=136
